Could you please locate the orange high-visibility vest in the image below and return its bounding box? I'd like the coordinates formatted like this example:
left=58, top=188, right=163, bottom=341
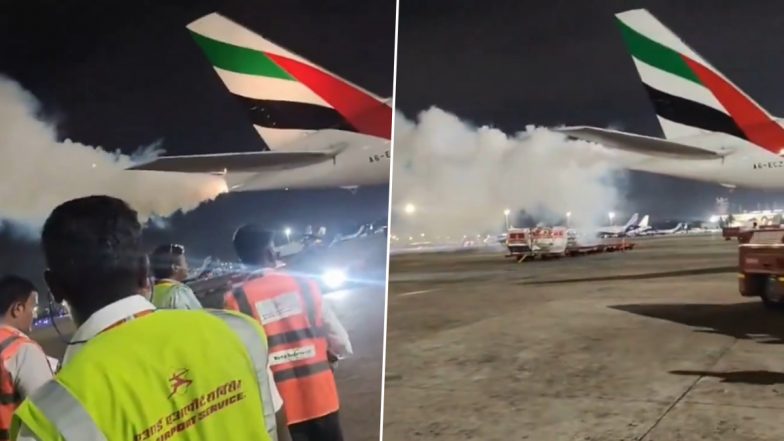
left=225, top=272, right=339, bottom=424
left=0, top=327, right=46, bottom=441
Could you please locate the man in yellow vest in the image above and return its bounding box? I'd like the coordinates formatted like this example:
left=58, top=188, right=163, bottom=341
left=10, top=195, right=291, bottom=441
left=150, top=244, right=202, bottom=309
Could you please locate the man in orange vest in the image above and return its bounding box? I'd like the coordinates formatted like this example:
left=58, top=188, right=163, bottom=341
left=224, top=224, right=352, bottom=441
left=0, top=275, right=53, bottom=441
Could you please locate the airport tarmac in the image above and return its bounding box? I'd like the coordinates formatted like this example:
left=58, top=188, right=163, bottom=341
left=31, top=282, right=385, bottom=441
left=383, top=234, right=784, bottom=441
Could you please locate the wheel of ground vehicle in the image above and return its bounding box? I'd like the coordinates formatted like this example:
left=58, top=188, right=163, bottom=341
left=760, top=276, right=784, bottom=310
left=743, top=273, right=765, bottom=297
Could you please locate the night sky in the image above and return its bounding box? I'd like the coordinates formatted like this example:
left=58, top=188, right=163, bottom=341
left=397, top=0, right=784, bottom=223
left=0, top=0, right=395, bottom=285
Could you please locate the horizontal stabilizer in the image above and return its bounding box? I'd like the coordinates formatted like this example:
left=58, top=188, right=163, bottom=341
left=128, top=151, right=334, bottom=173
left=555, top=126, right=725, bottom=160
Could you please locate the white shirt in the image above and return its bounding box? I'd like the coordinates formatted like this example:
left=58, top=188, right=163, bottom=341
left=321, top=300, right=353, bottom=358
left=16, top=295, right=282, bottom=441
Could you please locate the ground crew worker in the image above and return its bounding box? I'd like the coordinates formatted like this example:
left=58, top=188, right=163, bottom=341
left=224, top=224, right=353, bottom=441
left=150, top=244, right=202, bottom=309
left=10, top=195, right=291, bottom=441
left=0, top=276, right=53, bottom=441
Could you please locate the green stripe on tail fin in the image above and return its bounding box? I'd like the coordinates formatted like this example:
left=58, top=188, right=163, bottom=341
left=613, top=8, right=784, bottom=154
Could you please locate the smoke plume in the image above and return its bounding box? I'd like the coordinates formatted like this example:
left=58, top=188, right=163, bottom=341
left=391, top=107, right=626, bottom=240
left=0, top=76, right=228, bottom=237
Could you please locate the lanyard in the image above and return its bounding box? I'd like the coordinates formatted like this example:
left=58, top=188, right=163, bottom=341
left=99, top=309, right=155, bottom=335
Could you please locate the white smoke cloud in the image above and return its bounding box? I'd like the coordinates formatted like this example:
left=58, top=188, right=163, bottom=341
left=390, top=107, right=626, bottom=239
left=145, top=215, right=172, bottom=230
left=0, top=76, right=228, bottom=238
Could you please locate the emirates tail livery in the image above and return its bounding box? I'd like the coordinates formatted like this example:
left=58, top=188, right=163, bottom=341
left=131, top=13, right=392, bottom=191
left=557, top=9, right=784, bottom=190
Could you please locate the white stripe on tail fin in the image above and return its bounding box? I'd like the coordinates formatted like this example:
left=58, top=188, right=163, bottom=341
left=187, top=13, right=391, bottom=151
left=615, top=9, right=784, bottom=156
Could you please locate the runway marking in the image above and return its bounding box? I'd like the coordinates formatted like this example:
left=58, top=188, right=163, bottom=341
left=398, top=288, right=440, bottom=297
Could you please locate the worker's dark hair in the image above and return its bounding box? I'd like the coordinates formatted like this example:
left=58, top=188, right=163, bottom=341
left=150, top=244, right=185, bottom=280
left=233, top=224, right=274, bottom=265
left=0, top=275, right=36, bottom=315
left=41, top=196, right=145, bottom=315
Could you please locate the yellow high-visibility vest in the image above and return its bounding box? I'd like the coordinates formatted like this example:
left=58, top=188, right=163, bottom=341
left=11, top=309, right=276, bottom=441
left=151, top=280, right=178, bottom=309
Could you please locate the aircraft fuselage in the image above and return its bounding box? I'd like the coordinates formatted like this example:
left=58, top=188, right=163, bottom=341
left=610, top=135, right=784, bottom=189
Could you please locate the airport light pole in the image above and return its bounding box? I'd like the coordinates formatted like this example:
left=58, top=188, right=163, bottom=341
left=566, top=211, right=572, bottom=227
left=284, top=227, right=292, bottom=243
left=504, top=208, right=511, bottom=230
left=608, top=211, right=616, bottom=226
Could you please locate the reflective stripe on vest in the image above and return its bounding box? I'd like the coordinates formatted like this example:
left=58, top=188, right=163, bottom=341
left=0, top=334, right=22, bottom=405
left=229, top=273, right=338, bottom=424
left=204, top=310, right=277, bottom=439
left=12, top=310, right=274, bottom=441
left=27, top=381, right=106, bottom=441
left=267, top=279, right=331, bottom=383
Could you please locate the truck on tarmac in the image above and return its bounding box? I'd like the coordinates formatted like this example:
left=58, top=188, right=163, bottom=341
left=505, top=226, right=634, bottom=262
left=738, top=228, right=784, bottom=309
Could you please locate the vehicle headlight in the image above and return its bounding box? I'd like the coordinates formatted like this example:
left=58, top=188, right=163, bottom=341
left=322, top=269, right=347, bottom=289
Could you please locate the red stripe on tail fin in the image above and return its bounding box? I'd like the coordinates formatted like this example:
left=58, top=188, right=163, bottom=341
left=683, top=56, right=784, bottom=154
left=265, top=52, right=392, bottom=140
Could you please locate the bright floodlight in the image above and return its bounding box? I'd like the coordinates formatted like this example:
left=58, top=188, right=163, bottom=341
left=566, top=211, right=572, bottom=217
left=322, top=269, right=347, bottom=290
left=709, top=215, right=720, bottom=223
left=404, top=203, right=416, bottom=215
left=608, top=211, right=616, bottom=220
left=504, top=208, right=511, bottom=216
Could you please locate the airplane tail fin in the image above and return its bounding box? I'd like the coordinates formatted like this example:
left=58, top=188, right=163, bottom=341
left=639, top=215, right=649, bottom=228
left=187, top=13, right=392, bottom=151
left=615, top=9, right=784, bottom=154
left=624, top=213, right=639, bottom=229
